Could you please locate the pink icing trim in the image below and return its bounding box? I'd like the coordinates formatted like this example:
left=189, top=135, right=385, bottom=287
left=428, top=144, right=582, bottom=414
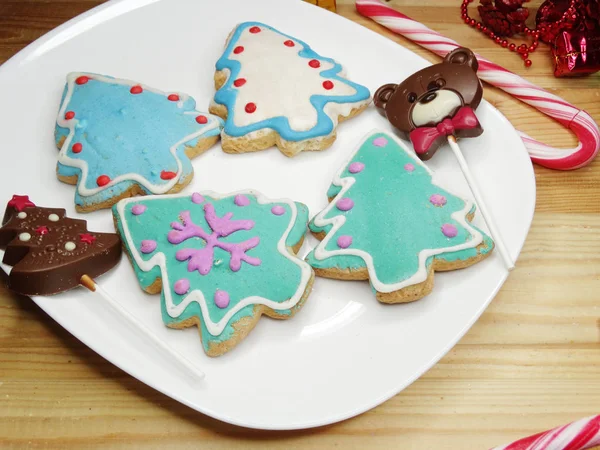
left=131, top=204, right=147, bottom=215
left=373, top=137, right=388, bottom=147
left=140, top=239, right=157, bottom=254
left=234, top=194, right=250, bottom=207
left=404, top=163, right=415, bottom=172
left=170, top=221, right=184, bottom=231
left=337, top=235, right=353, bottom=248
left=429, top=194, right=447, bottom=207
left=336, top=198, right=354, bottom=211
left=214, top=290, right=230, bottom=309
left=191, top=192, right=205, bottom=204
left=441, top=223, right=458, bottom=238
left=168, top=204, right=260, bottom=275
left=271, top=205, right=285, bottom=216
left=348, top=162, right=365, bottom=174
left=174, top=278, right=190, bottom=295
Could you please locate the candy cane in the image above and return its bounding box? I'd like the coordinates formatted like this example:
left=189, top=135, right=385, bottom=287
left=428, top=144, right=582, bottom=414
left=490, top=415, right=600, bottom=450
left=356, top=0, right=600, bottom=170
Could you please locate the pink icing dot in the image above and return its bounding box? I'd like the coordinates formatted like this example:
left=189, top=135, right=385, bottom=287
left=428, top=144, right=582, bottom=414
left=348, top=162, right=365, bottom=174
left=404, top=163, right=415, bottom=172
left=140, top=240, right=157, bottom=254
left=271, top=205, right=285, bottom=216
left=191, top=192, right=204, bottom=204
left=336, top=198, right=354, bottom=211
left=234, top=194, right=250, bottom=207
left=131, top=204, right=146, bottom=215
left=337, top=235, right=353, bottom=248
left=373, top=137, right=388, bottom=147
left=174, top=278, right=190, bottom=295
left=430, top=194, right=447, bottom=207
left=441, top=223, right=458, bottom=238
left=214, top=290, right=230, bottom=308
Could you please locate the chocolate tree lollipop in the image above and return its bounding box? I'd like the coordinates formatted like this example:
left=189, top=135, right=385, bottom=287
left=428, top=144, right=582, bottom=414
left=0, top=195, right=122, bottom=295
left=0, top=196, right=204, bottom=380
left=374, top=48, right=513, bottom=270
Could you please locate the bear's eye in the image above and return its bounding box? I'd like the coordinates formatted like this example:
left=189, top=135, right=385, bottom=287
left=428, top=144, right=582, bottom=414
left=427, top=79, right=446, bottom=91
left=407, top=92, right=417, bottom=103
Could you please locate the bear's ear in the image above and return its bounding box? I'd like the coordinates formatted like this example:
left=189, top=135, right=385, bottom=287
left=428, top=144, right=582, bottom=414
left=374, top=83, right=397, bottom=111
left=444, top=47, right=479, bottom=72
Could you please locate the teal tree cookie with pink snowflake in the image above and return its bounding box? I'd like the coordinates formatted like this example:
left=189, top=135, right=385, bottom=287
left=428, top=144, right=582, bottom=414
left=210, top=22, right=371, bottom=156
left=307, top=130, right=494, bottom=303
left=113, top=191, right=314, bottom=356
left=55, top=73, right=223, bottom=212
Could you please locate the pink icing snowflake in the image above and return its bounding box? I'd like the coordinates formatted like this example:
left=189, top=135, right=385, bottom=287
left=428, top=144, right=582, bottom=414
left=167, top=203, right=261, bottom=275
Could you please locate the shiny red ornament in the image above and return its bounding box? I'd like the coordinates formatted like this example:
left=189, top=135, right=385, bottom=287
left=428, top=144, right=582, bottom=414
left=553, top=29, right=600, bottom=76
left=478, top=0, right=529, bottom=36
left=463, top=0, right=540, bottom=67
left=535, top=0, right=589, bottom=44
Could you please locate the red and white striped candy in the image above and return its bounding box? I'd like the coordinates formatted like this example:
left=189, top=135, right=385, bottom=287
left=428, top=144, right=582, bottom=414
left=490, top=415, right=600, bottom=450
left=356, top=0, right=600, bottom=170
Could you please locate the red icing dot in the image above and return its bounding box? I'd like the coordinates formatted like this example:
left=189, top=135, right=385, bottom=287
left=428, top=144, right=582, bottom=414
left=233, top=46, right=244, bottom=54
left=245, top=102, right=257, bottom=113
left=75, top=76, right=89, bottom=85
left=64, top=111, right=75, bottom=120
left=96, top=175, right=110, bottom=187
left=249, top=26, right=261, bottom=33
left=160, top=170, right=177, bottom=180
left=309, top=59, right=321, bottom=68
left=195, top=115, right=208, bottom=124
left=168, top=94, right=180, bottom=101
left=79, top=233, right=97, bottom=245
left=323, top=80, right=334, bottom=90
left=71, top=143, right=83, bottom=153
left=233, top=78, right=246, bottom=87
left=130, top=85, right=143, bottom=94
left=35, top=226, right=49, bottom=235
left=284, top=40, right=295, bottom=47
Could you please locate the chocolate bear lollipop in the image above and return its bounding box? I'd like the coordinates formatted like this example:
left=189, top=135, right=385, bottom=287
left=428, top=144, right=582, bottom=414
left=374, top=47, right=484, bottom=161
left=374, top=48, right=514, bottom=270
left=0, top=195, right=204, bottom=380
left=0, top=195, right=121, bottom=295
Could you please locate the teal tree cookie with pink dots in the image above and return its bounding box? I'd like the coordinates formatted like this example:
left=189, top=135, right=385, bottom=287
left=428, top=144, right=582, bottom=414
left=55, top=73, right=224, bottom=212
left=307, top=130, right=494, bottom=303
left=210, top=22, right=371, bottom=156
left=113, top=191, right=314, bottom=356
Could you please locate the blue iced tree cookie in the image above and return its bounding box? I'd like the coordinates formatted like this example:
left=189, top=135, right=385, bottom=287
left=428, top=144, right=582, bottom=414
left=55, top=73, right=224, bottom=212
left=307, top=130, right=495, bottom=303
left=209, top=22, right=371, bottom=157
left=113, top=191, right=314, bottom=356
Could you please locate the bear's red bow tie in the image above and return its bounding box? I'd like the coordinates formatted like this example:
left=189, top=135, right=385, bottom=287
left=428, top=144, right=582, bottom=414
left=409, top=106, right=479, bottom=155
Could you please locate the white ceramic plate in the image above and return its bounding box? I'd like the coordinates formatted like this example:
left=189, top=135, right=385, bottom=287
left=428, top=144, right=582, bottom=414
left=0, top=0, right=535, bottom=430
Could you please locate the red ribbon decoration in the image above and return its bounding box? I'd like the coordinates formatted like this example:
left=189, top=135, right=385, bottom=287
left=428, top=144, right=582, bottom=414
left=409, top=106, right=480, bottom=155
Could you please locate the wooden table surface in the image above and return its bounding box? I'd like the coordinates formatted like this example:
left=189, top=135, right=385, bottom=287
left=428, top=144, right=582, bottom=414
left=1, top=0, right=599, bottom=448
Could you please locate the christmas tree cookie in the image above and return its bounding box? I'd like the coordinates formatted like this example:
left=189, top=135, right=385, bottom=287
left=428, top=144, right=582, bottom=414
left=210, top=22, right=371, bottom=157
left=113, top=191, right=314, bottom=356
left=307, top=130, right=495, bottom=303
left=55, top=73, right=224, bottom=212
left=0, top=195, right=121, bottom=296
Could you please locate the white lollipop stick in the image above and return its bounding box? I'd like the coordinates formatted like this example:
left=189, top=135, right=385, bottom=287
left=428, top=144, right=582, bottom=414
left=80, top=275, right=205, bottom=381
left=447, top=136, right=514, bottom=271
